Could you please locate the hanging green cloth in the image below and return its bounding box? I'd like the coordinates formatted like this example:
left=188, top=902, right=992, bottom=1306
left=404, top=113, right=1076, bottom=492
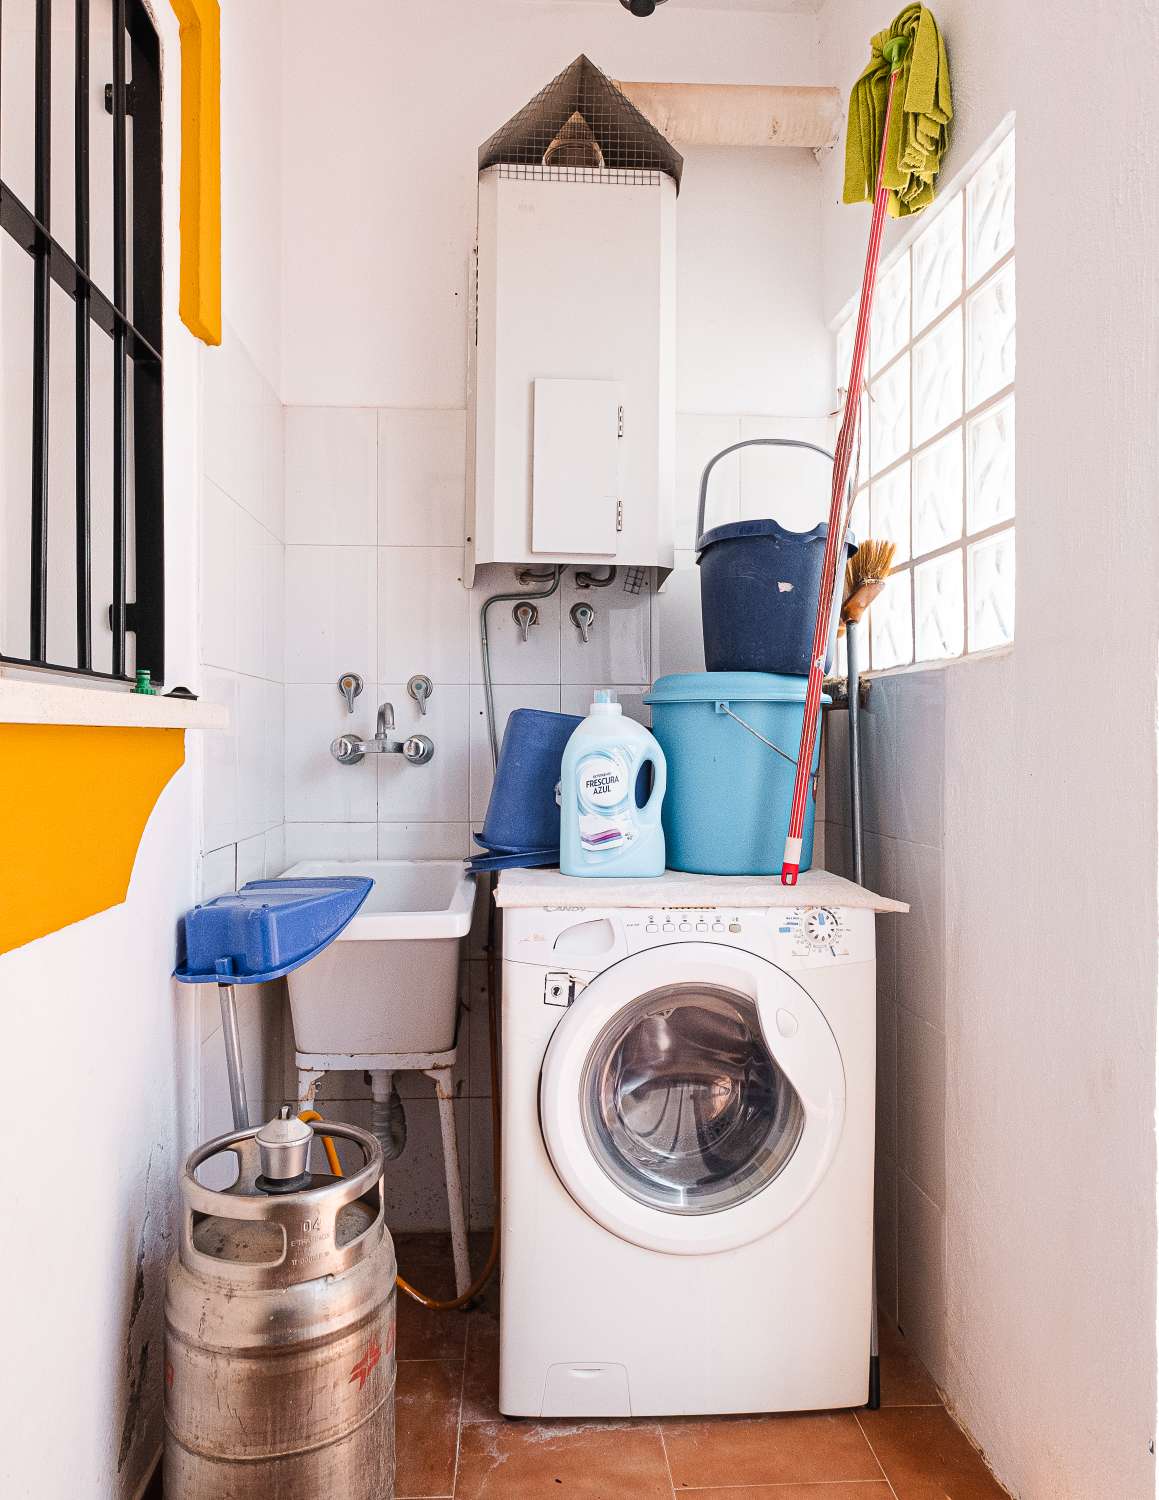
left=843, top=4, right=952, bottom=218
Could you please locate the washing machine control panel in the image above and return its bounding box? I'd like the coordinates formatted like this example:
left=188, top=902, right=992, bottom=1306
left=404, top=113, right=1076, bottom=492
left=619, top=906, right=871, bottom=966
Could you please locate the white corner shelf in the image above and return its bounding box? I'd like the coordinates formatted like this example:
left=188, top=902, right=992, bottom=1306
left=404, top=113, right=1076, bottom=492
left=0, top=675, right=229, bottom=731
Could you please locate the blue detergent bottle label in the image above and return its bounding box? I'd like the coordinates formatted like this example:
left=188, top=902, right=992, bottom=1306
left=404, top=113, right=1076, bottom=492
left=576, top=749, right=636, bottom=851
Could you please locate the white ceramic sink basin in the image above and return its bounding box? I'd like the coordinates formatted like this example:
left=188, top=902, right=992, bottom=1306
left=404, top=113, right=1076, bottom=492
left=283, top=860, right=475, bottom=1058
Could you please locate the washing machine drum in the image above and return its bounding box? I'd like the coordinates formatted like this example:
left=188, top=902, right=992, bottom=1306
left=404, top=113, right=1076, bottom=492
left=540, top=945, right=844, bottom=1255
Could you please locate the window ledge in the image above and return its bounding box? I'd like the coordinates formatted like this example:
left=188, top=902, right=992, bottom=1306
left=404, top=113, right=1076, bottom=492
left=0, top=676, right=228, bottom=731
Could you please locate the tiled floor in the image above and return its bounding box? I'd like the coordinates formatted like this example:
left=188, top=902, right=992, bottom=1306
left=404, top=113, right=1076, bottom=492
left=394, top=1233, right=1011, bottom=1500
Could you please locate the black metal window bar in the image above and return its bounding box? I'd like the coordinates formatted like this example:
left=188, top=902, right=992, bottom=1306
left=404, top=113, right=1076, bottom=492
left=0, top=0, right=164, bottom=683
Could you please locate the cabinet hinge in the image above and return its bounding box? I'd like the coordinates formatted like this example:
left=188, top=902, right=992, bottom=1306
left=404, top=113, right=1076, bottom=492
left=617, top=404, right=624, bottom=438
left=616, top=500, right=624, bottom=533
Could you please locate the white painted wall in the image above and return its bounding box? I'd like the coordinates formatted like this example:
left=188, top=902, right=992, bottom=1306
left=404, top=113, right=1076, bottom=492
left=274, top=0, right=836, bottom=1229
left=818, top=2, right=1159, bottom=1496
left=0, top=6, right=204, bottom=1495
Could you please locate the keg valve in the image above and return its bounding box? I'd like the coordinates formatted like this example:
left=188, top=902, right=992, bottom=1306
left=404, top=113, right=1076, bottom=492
left=255, top=1107, right=315, bottom=1194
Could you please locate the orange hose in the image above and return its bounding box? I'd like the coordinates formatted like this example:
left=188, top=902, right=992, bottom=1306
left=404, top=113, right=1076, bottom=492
left=298, top=885, right=502, bottom=1311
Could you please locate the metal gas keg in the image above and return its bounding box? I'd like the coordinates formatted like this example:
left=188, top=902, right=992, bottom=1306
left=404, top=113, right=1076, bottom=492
left=164, top=1110, right=396, bottom=1498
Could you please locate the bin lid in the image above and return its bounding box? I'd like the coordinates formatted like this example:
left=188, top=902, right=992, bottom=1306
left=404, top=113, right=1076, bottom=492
left=175, top=877, right=373, bottom=985
left=645, top=672, right=832, bottom=705
left=697, top=518, right=857, bottom=554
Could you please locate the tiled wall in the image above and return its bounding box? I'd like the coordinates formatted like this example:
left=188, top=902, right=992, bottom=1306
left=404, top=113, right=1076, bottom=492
left=823, top=668, right=948, bottom=1384
left=275, top=402, right=836, bottom=1229
left=197, top=328, right=288, bottom=1145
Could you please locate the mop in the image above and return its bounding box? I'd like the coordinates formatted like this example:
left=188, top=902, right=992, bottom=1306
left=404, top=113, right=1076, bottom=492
left=780, top=5, right=952, bottom=887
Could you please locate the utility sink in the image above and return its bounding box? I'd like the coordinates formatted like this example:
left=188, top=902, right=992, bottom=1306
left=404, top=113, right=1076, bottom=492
left=282, top=860, right=475, bottom=1057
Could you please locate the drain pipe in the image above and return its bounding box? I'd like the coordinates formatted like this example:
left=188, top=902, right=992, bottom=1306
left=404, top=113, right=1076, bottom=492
left=369, top=1070, right=407, bottom=1161
left=614, top=81, right=842, bottom=152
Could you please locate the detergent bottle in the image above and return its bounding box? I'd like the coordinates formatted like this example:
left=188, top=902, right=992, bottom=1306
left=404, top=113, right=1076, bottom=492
left=560, top=691, right=667, bottom=877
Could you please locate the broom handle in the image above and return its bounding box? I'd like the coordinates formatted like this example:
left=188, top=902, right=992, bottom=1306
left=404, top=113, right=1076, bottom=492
left=781, top=52, right=905, bottom=887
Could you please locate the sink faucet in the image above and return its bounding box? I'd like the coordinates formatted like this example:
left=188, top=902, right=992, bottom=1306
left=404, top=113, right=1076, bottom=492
left=331, top=701, right=435, bottom=766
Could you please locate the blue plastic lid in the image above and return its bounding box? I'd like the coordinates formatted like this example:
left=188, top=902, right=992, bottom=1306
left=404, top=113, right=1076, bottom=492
left=175, top=877, right=373, bottom=985
left=646, top=671, right=833, bottom=705
left=698, top=518, right=856, bottom=553
left=467, top=849, right=560, bottom=873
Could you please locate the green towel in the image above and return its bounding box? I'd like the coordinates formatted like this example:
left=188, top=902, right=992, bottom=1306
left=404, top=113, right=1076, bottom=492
left=843, top=5, right=952, bottom=218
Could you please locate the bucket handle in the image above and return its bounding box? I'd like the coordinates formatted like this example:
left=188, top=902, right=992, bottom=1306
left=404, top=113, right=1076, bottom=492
left=715, top=700, right=819, bottom=794
left=695, top=437, right=851, bottom=553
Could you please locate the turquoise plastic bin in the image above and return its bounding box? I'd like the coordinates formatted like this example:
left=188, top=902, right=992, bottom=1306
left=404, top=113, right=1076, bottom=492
left=643, top=672, right=829, bottom=877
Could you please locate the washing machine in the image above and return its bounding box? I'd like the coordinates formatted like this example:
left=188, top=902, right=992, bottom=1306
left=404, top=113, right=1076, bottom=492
left=497, top=881, right=877, bottom=1418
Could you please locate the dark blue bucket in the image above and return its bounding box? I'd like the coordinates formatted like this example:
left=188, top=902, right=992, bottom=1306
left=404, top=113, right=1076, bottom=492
left=695, top=438, right=856, bottom=677
left=478, top=708, right=583, bottom=854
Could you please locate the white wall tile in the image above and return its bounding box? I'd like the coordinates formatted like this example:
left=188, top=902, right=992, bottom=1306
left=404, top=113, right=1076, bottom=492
left=284, top=545, right=377, bottom=685
left=378, top=546, right=470, bottom=684
left=236, top=674, right=276, bottom=840
left=200, top=479, right=238, bottom=671
left=284, top=821, right=378, bottom=864
left=263, top=823, right=287, bottom=878
left=469, top=565, right=562, bottom=686
left=560, top=684, right=650, bottom=727
left=875, top=1153, right=899, bottom=1325
left=199, top=844, right=237, bottom=902
left=560, top=571, right=651, bottom=686
left=285, top=406, right=378, bottom=545
left=898, top=1170, right=947, bottom=1385
left=468, top=683, right=562, bottom=827
left=378, top=823, right=471, bottom=860
left=651, top=550, right=704, bottom=680
left=738, top=414, right=837, bottom=533
left=236, top=832, right=267, bottom=889
left=676, top=413, right=740, bottom=547
left=201, top=670, right=240, bottom=852
left=891, top=670, right=945, bottom=848
left=378, top=408, right=466, bottom=546
left=884, top=836, right=945, bottom=1029
left=377, top=682, right=470, bottom=823
left=469, top=1094, right=495, bottom=1232
left=897, top=1006, right=947, bottom=1208
left=285, top=684, right=379, bottom=822
left=236, top=508, right=271, bottom=679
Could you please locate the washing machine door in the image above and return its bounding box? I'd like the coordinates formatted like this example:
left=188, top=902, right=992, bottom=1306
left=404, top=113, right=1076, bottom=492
left=539, top=942, right=844, bottom=1255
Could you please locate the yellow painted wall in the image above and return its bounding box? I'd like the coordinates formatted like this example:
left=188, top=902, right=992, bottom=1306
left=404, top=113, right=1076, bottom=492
left=0, top=725, right=185, bottom=954
left=170, top=0, right=222, bottom=344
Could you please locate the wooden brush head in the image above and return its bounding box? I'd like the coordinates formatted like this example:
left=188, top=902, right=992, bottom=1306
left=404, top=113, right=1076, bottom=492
left=841, top=537, right=898, bottom=626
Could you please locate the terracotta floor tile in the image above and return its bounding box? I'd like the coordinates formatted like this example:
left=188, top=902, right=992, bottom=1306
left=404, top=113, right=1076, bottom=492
left=461, top=1307, right=501, bottom=1425
left=857, top=1407, right=1011, bottom=1498
left=394, top=1358, right=463, bottom=1498
left=662, top=1411, right=883, bottom=1489
left=455, top=1420, right=673, bottom=1499
left=686, top=1486, right=894, bottom=1499
left=878, top=1320, right=941, bottom=1407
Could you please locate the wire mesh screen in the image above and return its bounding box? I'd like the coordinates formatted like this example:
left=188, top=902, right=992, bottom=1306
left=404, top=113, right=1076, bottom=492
left=478, top=55, right=683, bottom=190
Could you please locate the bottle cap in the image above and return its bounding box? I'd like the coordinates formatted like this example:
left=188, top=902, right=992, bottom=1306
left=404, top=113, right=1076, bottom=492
left=590, top=688, right=622, bottom=715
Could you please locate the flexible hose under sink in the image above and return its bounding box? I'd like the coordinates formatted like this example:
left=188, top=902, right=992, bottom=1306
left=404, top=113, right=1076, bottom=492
left=298, top=897, right=502, bottom=1310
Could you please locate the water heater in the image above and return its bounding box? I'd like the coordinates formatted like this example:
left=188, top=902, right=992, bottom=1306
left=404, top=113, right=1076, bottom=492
left=466, top=57, right=680, bottom=583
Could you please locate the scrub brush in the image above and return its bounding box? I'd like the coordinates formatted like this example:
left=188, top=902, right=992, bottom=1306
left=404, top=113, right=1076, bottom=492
left=840, top=536, right=896, bottom=887
left=842, top=537, right=897, bottom=628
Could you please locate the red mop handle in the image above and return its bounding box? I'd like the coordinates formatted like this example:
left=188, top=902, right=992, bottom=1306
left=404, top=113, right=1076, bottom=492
left=781, top=58, right=904, bottom=887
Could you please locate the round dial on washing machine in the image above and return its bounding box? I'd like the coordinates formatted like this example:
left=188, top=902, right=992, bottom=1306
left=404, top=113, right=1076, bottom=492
left=801, top=907, right=843, bottom=949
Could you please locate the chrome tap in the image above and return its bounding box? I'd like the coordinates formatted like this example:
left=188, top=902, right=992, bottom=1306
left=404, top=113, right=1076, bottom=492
left=330, top=702, right=435, bottom=766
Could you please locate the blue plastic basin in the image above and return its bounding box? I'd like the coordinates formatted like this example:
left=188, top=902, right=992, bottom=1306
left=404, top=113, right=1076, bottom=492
left=478, top=708, right=583, bottom=855
left=644, top=672, right=828, bottom=877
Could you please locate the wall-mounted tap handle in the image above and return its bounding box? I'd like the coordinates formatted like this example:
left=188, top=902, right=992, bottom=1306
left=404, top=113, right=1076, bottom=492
left=512, top=601, right=538, bottom=643
left=338, top=671, right=364, bottom=714
left=402, top=734, right=435, bottom=766
left=570, top=601, right=595, bottom=645
left=407, top=674, right=434, bottom=716
left=330, top=734, right=364, bottom=766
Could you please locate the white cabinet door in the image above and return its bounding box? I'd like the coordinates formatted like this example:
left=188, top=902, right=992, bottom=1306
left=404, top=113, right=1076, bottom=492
left=531, top=378, right=623, bottom=555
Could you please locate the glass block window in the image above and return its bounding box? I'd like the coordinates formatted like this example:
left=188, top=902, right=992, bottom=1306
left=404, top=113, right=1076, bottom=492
left=836, top=128, right=1015, bottom=668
